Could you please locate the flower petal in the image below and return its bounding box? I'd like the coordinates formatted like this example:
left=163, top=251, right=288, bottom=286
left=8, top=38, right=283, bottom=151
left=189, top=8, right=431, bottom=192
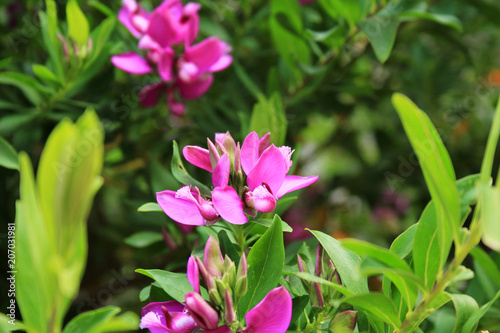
left=209, top=54, right=232, bottom=72
left=157, top=190, right=205, bottom=225
left=206, top=326, right=232, bottom=333
left=276, top=175, right=319, bottom=199
left=184, top=37, right=225, bottom=73
left=211, top=186, right=248, bottom=225
left=158, top=48, right=175, bottom=81
left=243, top=286, right=292, bottom=333
left=183, top=146, right=212, bottom=172
left=246, top=145, right=287, bottom=195
left=118, top=7, right=142, bottom=38
left=147, top=8, right=172, bottom=48
left=139, top=83, right=163, bottom=107
left=142, top=301, right=185, bottom=318
left=176, top=75, right=213, bottom=100
left=111, top=52, right=153, bottom=74
left=241, top=131, right=260, bottom=175
left=212, top=154, right=230, bottom=188
left=187, top=256, right=200, bottom=293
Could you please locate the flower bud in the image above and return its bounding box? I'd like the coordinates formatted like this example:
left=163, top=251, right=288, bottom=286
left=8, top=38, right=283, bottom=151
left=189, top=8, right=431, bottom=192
left=329, top=310, right=358, bottom=332
left=224, top=289, right=236, bottom=324
left=194, top=256, right=212, bottom=289
left=244, top=185, right=277, bottom=213
left=223, top=255, right=236, bottom=287
left=208, top=286, right=222, bottom=305
left=207, top=138, right=220, bottom=170
left=235, top=253, right=248, bottom=297
left=204, top=235, right=224, bottom=277
left=185, top=292, right=220, bottom=330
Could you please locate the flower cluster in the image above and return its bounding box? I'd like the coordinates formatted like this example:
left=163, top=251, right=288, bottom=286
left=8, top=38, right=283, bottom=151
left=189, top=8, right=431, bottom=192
left=140, top=235, right=292, bottom=333
left=112, top=0, right=232, bottom=115
left=157, top=131, right=319, bottom=226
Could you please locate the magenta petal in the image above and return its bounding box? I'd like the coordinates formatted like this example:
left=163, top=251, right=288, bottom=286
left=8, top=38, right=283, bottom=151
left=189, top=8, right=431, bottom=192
left=212, top=154, right=230, bottom=188
left=183, top=146, right=212, bottom=172
left=142, top=301, right=185, bottom=318
left=184, top=37, right=225, bottom=73
left=276, top=175, right=319, bottom=199
left=243, top=287, right=292, bottom=333
left=157, top=190, right=205, bottom=226
left=140, top=83, right=163, bottom=107
left=206, top=326, right=232, bottom=333
left=241, top=132, right=260, bottom=175
left=212, top=187, right=248, bottom=225
left=187, top=256, right=200, bottom=293
left=210, top=54, right=233, bottom=72
left=158, top=49, right=175, bottom=81
left=118, top=7, right=141, bottom=38
left=111, top=52, right=153, bottom=74
left=177, top=75, right=213, bottom=100
left=246, top=145, right=287, bottom=195
left=147, top=10, right=171, bottom=48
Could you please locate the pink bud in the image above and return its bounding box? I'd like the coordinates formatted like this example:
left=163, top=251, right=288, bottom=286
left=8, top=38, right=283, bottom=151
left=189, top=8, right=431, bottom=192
left=224, top=290, right=235, bottom=324
left=204, top=235, right=224, bottom=277
left=185, top=292, right=220, bottom=330
left=244, top=185, right=277, bottom=213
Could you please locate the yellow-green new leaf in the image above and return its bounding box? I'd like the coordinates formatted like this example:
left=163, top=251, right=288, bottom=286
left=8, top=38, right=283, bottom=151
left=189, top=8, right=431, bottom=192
left=66, top=0, right=90, bottom=46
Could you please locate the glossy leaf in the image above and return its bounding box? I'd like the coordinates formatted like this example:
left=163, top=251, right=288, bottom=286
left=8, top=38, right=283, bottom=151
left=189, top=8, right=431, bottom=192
left=342, top=293, right=401, bottom=328
left=239, top=214, right=285, bottom=313
left=309, top=230, right=369, bottom=294
left=251, top=218, right=293, bottom=232
left=0, top=136, right=18, bottom=170
left=136, top=269, right=193, bottom=303
left=66, top=0, right=90, bottom=46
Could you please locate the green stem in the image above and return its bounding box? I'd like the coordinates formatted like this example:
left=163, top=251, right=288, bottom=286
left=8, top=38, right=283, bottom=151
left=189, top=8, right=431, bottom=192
left=480, top=96, right=500, bottom=184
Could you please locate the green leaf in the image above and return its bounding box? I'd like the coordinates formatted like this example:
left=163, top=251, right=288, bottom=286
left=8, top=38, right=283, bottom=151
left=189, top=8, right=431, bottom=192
left=66, top=0, right=90, bottom=46
left=342, top=293, right=401, bottom=328
left=232, top=60, right=263, bottom=100
left=479, top=185, right=500, bottom=251
left=470, top=247, right=500, bottom=286
left=218, top=230, right=239, bottom=263
left=88, top=0, right=115, bottom=17
left=136, top=269, right=193, bottom=303
left=171, top=141, right=211, bottom=196
left=0, top=114, right=38, bottom=137
left=0, top=72, right=44, bottom=106
left=448, top=293, right=479, bottom=333
left=16, top=154, right=55, bottom=332
left=293, top=271, right=354, bottom=296
left=390, top=223, right=418, bottom=258
left=125, top=232, right=163, bottom=248
left=361, top=7, right=400, bottom=63
left=249, top=93, right=287, bottom=146
left=252, top=218, right=293, bottom=232
left=137, top=202, right=162, bottom=212
left=309, top=230, right=369, bottom=294
left=0, top=136, right=18, bottom=170
left=318, top=0, right=361, bottom=28
left=400, top=12, right=462, bottom=32
left=62, top=306, right=138, bottom=333
left=239, top=215, right=285, bottom=313
left=40, top=0, right=64, bottom=80
left=480, top=96, right=500, bottom=184
left=0, top=313, right=26, bottom=331
left=460, top=290, right=500, bottom=333
left=341, top=239, right=411, bottom=272
left=270, top=0, right=310, bottom=87
left=392, top=93, right=460, bottom=286
left=32, top=64, right=59, bottom=84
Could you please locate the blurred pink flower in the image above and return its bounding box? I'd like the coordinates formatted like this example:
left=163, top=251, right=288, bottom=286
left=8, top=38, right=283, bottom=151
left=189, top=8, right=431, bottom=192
left=111, top=0, right=232, bottom=115
left=119, top=0, right=150, bottom=38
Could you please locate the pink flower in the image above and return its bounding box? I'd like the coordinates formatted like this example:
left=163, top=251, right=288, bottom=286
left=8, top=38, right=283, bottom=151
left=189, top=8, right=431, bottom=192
left=119, top=0, right=150, bottom=38
left=212, top=132, right=318, bottom=224
left=112, top=0, right=232, bottom=114
left=156, top=186, right=220, bottom=226
left=147, top=0, right=201, bottom=47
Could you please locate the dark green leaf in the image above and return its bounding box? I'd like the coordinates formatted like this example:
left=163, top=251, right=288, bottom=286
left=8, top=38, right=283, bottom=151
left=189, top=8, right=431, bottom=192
left=0, top=136, right=19, bottom=170
left=218, top=230, right=240, bottom=263
left=249, top=93, right=287, bottom=146
left=125, top=232, right=163, bottom=248
left=361, top=8, right=400, bottom=63
left=136, top=269, right=193, bottom=303
left=342, top=293, right=401, bottom=328
left=252, top=218, right=293, bottom=232
left=239, top=215, right=285, bottom=313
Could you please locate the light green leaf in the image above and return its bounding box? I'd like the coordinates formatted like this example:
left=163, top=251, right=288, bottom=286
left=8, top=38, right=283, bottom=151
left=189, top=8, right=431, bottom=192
left=239, top=215, right=285, bottom=313
left=309, top=230, right=369, bottom=294
left=341, top=238, right=411, bottom=272
left=448, top=294, right=479, bottom=333
left=136, top=269, right=193, bottom=303
left=392, top=93, right=460, bottom=285
left=390, top=223, right=418, bottom=258
left=40, top=0, right=64, bottom=80
left=32, top=64, right=59, bottom=84
left=480, top=185, right=500, bottom=251
left=361, top=7, right=400, bottom=63
left=171, top=141, right=211, bottom=196
left=293, top=271, right=354, bottom=296
left=66, top=0, right=90, bottom=46
left=318, top=0, right=361, bottom=28
left=0, top=137, right=18, bottom=170
left=125, top=232, right=163, bottom=248
left=62, top=306, right=138, bottom=333
left=137, top=202, right=162, bottom=212
left=480, top=96, right=500, bottom=184
left=249, top=93, right=287, bottom=146
left=460, top=290, right=500, bottom=333
left=470, top=247, right=500, bottom=286
left=270, top=0, right=310, bottom=87
left=251, top=218, right=293, bottom=232
left=342, top=293, right=401, bottom=328
left=0, top=313, right=26, bottom=331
